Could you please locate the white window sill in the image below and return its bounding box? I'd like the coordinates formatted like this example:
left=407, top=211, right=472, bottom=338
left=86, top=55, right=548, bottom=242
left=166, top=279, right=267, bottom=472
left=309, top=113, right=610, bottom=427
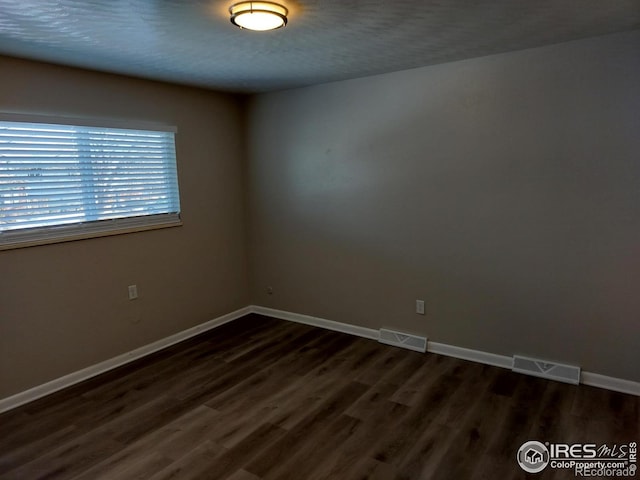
left=0, top=215, right=182, bottom=251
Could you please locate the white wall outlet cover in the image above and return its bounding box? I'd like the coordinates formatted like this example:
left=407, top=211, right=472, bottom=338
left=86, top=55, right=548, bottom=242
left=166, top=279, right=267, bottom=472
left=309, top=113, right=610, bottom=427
left=128, top=285, right=138, bottom=300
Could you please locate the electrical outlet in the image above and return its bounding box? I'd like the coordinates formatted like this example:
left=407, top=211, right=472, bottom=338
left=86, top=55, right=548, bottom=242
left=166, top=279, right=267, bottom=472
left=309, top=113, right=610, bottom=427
left=128, top=284, right=138, bottom=300
left=416, top=299, right=425, bottom=315
left=267, top=286, right=274, bottom=295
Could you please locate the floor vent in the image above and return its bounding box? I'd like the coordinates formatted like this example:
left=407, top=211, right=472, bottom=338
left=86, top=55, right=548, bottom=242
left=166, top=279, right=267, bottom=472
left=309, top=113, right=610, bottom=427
left=512, top=355, right=580, bottom=385
left=379, top=329, right=427, bottom=353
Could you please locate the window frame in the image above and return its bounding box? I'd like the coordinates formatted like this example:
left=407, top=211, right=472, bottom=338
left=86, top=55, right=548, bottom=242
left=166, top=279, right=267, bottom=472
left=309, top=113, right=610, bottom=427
left=0, top=113, right=182, bottom=250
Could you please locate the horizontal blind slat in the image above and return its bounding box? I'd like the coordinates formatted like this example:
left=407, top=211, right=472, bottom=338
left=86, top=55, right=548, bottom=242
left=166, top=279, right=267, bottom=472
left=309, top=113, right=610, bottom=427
left=1, top=177, right=176, bottom=186
left=0, top=119, right=181, bottom=243
left=1, top=201, right=179, bottom=213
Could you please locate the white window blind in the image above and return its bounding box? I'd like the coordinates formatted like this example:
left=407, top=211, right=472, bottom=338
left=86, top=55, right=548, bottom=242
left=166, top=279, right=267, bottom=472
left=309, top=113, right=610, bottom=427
left=0, top=118, right=181, bottom=249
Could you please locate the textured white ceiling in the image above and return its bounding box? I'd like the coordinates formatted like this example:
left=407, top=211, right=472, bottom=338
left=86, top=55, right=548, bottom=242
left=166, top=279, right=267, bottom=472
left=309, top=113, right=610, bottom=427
left=0, top=0, right=639, bottom=93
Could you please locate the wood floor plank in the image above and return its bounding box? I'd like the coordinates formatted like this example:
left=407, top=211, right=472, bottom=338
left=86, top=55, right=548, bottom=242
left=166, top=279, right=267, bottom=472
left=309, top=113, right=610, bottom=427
left=341, top=457, right=398, bottom=480
left=389, top=352, right=447, bottom=406
left=69, top=405, right=221, bottom=480
left=394, top=422, right=456, bottom=480
left=262, top=413, right=362, bottom=480
left=1, top=428, right=124, bottom=480
left=430, top=361, right=500, bottom=427
left=0, top=425, right=79, bottom=475
left=224, top=469, right=261, bottom=480
left=205, top=327, right=355, bottom=413
left=144, top=440, right=227, bottom=480
left=191, top=422, right=288, bottom=480
left=528, top=380, right=579, bottom=443
left=309, top=400, right=408, bottom=480
left=0, top=400, right=97, bottom=452
left=216, top=345, right=373, bottom=442
left=243, top=381, right=368, bottom=478
left=74, top=451, right=172, bottom=480
left=369, top=368, right=467, bottom=467
left=428, top=391, right=512, bottom=480
left=1, top=314, right=637, bottom=480
left=173, top=327, right=325, bottom=406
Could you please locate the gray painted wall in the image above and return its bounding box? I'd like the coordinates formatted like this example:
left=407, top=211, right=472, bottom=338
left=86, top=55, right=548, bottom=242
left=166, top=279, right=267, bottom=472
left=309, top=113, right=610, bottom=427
left=247, top=31, right=640, bottom=381
left=0, top=57, right=249, bottom=398
left=1, top=30, right=638, bottom=400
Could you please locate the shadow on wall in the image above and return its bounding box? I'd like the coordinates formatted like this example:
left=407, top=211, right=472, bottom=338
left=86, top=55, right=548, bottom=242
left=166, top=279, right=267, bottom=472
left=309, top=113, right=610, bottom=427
left=248, top=35, right=640, bottom=380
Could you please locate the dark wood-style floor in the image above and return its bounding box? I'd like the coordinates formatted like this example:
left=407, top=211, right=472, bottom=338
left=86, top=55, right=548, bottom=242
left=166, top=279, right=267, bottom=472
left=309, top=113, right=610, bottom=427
left=0, top=314, right=637, bottom=480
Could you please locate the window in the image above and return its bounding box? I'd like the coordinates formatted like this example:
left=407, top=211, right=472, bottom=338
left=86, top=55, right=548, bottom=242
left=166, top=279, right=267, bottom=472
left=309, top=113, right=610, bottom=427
left=0, top=115, right=181, bottom=250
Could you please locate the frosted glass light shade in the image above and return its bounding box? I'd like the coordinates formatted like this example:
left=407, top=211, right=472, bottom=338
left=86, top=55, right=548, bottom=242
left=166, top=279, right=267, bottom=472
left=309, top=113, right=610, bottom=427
left=230, top=2, right=288, bottom=31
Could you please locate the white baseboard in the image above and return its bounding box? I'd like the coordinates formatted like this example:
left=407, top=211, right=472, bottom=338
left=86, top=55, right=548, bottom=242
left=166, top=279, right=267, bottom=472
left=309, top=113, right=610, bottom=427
left=251, top=305, right=379, bottom=340
left=581, top=372, right=640, bottom=396
left=251, top=305, right=639, bottom=397
left=0, top=306, right=252, bottom=414
left=427, top=341, right=514, bottom=369
left=2, top=305, right=637, bottom=413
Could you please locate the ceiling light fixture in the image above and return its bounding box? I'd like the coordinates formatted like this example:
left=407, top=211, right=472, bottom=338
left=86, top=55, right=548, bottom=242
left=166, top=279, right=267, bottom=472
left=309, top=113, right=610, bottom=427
left=229, top=1, right=288, bottom=31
